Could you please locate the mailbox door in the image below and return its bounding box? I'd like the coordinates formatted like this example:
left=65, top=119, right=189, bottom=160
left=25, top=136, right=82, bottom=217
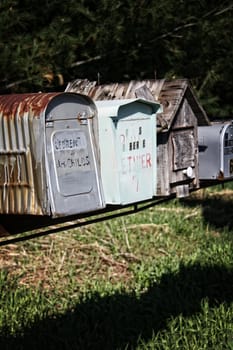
left=96, top=99, right=158, bottom=205
left=198, top=123, right=233, bottom=180
left=45, top=95, right=104, bottom=217
left=116, top=117, right=155, bottom=204
left=222, top=124, right=233, bottom=178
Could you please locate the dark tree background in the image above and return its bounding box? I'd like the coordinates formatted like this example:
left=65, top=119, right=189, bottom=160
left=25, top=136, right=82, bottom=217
left=0, top=0, right=232, bottom=119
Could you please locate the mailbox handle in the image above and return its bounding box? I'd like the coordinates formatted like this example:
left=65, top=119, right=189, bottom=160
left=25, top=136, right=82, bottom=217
left=77, top=112, right=94, bottom=121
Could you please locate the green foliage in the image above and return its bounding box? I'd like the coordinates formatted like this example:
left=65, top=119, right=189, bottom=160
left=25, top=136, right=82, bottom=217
left=0, top=0, right=232, bottom=117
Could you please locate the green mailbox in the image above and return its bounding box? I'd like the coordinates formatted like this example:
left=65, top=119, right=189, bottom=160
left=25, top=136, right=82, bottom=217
left=95, top=99, right=161, bottom=205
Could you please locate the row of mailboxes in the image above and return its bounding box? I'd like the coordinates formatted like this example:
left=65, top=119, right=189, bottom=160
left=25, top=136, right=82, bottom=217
left=198, top=121, right=233, bottom=180
left=1, top=90, right=232, bottom=220
left=0, top=92, right=160, bottom=218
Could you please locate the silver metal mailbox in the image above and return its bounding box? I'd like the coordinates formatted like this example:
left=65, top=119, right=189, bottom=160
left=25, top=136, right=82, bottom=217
left=198, top=121, right=233, bottom=180
left=0, top=92, right=104, bottom=217
left=95, top=99, right=160, bottom=205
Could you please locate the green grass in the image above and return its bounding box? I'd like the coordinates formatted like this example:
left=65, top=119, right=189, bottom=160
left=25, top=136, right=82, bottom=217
left=0, top=185, right=233, bottom=349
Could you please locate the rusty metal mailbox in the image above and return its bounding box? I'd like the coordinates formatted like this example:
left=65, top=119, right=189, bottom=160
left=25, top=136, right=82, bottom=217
left=0, top=92, right=104, bottom=217
left=95, top=99, right=160, bottom=205
left=198, top=121, right=233, bottom=180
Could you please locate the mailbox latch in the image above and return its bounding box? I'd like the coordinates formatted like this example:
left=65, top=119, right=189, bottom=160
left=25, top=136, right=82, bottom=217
left=77, top=112, right=94, bottom=125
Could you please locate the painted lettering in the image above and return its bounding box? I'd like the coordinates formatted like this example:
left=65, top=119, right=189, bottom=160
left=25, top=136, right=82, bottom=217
left=54, top=136, right=83, bottom=151
left=127, top=155, right=133, bottom=172
left=141, top=154, right=146, bottom=168
left=56, top=155, right=90, bottom=169
left=0, top=154, right=28, bottom=185
left=132, top=175, right=139, bottom=192
left=146, top=153, right=152, bottom=167
left=122, top=152, right=152, bottom=174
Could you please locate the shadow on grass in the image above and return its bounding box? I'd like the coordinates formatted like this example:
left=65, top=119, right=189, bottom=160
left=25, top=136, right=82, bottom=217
left=1, top=262, right=233, bottom=349
left=181, top=191, right=233, bottom=230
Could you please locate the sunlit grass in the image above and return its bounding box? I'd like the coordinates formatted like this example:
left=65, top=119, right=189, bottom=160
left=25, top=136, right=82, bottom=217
left=0, top=185, right=233, bottom=349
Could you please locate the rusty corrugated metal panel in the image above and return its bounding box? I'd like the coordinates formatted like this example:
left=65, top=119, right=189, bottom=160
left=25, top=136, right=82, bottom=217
left=0, top=93, right=60, bottom=215
left=0, top=93, right=58, bottom=118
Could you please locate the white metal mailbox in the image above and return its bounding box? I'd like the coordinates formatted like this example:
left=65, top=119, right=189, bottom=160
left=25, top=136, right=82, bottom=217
left=45, top=93, right=105, bottom=216
left=0, top=92, right=105, bottom=217
left=198, top=121, right=233, bottom=180
left=95, top=99, right=160, bottom=205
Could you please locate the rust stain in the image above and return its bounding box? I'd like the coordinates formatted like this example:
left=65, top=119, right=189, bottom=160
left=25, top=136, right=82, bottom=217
left=217, top=170, right=224, bottom=180
left=0, top=93, right=59, bottom=119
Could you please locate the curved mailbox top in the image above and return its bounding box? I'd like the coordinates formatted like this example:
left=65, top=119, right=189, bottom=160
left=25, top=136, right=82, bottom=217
left=0, top=92, right=96, bottom=120
left=95, top=98, right=161, bottom=118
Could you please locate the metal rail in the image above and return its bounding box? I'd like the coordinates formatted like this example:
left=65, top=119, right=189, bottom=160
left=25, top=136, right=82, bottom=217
left=0, top=196, right=174, bottom=247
